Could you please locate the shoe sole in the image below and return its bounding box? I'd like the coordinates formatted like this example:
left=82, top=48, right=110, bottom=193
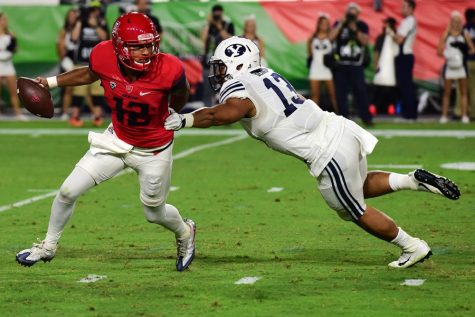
left=16, top=254, right=54, bottom=267
left=414, top=169, right=461, bottom=200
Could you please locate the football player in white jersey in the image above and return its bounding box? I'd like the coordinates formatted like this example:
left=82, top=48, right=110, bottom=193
left=165, top=36, right=461, bottom=269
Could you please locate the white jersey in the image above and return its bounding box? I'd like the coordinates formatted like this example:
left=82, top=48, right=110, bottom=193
left=397, top=15, right=417, bottom=55
left=218, top=67, right=347, bottom=176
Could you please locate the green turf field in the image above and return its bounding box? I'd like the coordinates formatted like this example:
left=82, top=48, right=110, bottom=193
left=1, top=121, right=474, bottom=317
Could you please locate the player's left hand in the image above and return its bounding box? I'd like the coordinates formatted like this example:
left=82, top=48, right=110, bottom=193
left=164, top=109, right=186, bottom=131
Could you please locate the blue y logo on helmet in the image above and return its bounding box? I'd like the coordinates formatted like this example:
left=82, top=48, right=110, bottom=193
left=224, top=44, right=246, bottom=58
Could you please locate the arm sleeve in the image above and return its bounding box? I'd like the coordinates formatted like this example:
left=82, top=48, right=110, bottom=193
left=171, top=70, right=187, bottom=92
left=218, top=79, right=248, bottom=104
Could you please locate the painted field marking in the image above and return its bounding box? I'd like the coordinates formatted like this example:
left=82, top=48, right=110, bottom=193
left=440, top=162, right=475, bottom=171
left=368, top=164, right=423, bottom=169
left=234, top=276, right=262, bottom=285
left=78, top=274, right=107, bottom=283
left=267, top=187, right=284, bottom=193
left=400, top=279, right=426, bottom=286
left=1, top=128, right=475, bottom=138
left=0, top=134, right=247, bottom=214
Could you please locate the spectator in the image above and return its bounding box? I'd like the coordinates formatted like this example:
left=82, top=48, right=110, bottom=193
left=373, top=17, right=399, bottom=115
left=56, top=8, right=79, bottom=120
left=242, top=15, right=267, bottom=67
left=200, top=4, right=234, bottom=105
left=0, top=12, right=25, bottom=120
left=135, top=0, right=162, bottom=36
left=70, top=0, right=108, bottom=127
left=330, top=2, right=372, bottom=125
left=463, top=8, right=475, bottom=119
left=437, top=11, right=475, bottom=124
left=201, top=4, right=234, bottom=61
left=307, top=12, right=338, bottom=113
left=391, top=0, right=417, bottom=121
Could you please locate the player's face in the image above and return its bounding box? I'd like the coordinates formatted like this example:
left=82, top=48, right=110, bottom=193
left=129, top=43, right=154, bottom=65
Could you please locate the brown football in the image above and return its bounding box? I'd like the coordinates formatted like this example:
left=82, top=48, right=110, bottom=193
left=16, top=77, right=54, bottom=118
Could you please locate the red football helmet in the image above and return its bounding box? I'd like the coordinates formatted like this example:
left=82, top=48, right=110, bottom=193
left=112, top=12, right=160, bottom=72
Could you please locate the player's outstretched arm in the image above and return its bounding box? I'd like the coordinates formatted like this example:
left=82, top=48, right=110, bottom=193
left=165, top=98, right=255, bottom=130
left=36, top=66, right=99, bottom=89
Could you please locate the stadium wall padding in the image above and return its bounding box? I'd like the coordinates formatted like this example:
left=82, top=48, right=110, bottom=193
left=1, top=0, right=473, bottom=91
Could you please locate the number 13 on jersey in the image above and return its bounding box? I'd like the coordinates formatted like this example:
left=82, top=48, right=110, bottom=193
left=263, top=72, right=304, bottom=117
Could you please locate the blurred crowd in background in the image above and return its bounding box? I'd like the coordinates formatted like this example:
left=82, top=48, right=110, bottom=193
left=0, top=0, right=474, bottom=126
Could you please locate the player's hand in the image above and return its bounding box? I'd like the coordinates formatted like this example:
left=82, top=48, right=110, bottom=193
left=34, top=77, right=49, bottom=89
left=164, top=109, right=186, bottom=131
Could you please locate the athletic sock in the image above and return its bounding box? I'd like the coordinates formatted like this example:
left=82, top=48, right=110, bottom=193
left=44, top=167, right=95, bottom=247
left=143, top=203, right=189, bottom=238
left=389, top=172, right=417, bottom=191
left=391, top=227, right=419, bottom=251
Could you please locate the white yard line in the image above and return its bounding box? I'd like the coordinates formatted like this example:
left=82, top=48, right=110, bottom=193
left=0, top=134, right=247, bottom=214
left=1, top=128, right=475, bottom=138
left=0, top=191, right=59, bottom=213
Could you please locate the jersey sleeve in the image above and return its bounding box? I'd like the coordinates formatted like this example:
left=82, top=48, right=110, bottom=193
left=218, top=78, right=248, bottom=104
left=398, top=17, right=414, bottom=37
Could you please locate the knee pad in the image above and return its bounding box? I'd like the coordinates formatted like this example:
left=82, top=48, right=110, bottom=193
left=140, top=175, right=165, bottom=207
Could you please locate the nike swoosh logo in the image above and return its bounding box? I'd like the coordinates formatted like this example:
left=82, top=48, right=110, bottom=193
left=398, top=257, right=411, bottom=266
left=139, top=91, right=151, bottom=96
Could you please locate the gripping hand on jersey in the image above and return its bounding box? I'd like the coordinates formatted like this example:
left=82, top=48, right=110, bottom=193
left=165, top=109, right=186, bottom=131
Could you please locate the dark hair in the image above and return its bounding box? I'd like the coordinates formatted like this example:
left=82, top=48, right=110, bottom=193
left=404, top=0, right=416, bottom=10
left=63, top=8, right=77, bottom=31
left=466, top=8, right=475, bottom=22
left=212, top=4, right=223, bottom=12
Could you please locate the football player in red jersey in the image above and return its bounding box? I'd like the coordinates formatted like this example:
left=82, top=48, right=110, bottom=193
left=16, top=12, right=196, bottom=272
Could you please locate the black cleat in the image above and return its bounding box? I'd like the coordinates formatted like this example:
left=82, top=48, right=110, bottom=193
left=412, top=169, right=461, bottom=200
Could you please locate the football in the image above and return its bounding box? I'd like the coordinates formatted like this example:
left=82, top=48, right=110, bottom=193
left=16, top=77, right=54, bottom=118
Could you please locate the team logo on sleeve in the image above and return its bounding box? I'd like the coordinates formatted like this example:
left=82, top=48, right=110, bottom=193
left=110, top=81, right=116, bottom=90
left=224, top=44, right=246, bottom=58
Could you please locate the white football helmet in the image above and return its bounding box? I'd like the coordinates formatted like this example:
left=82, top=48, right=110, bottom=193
left=208, top=36, right=260, bottom=92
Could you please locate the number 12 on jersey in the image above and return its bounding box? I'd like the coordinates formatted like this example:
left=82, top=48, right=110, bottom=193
left=263, top=72, right=304, bottom=117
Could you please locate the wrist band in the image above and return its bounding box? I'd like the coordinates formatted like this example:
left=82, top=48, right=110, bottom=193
left=46, top=76, right=58, bottom=89
left=183, top=113, right=194, bottom=128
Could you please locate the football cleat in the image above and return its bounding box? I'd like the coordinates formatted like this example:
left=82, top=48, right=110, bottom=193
left=411, top=169, right=461, bottom=200
left=388, top=239, right=432, bottom=269
left=175, top=219, right=196, bottom=272
left=16, top=240, right=56, bottom=267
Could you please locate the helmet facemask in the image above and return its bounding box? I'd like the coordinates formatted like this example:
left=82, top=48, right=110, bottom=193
left=116, top=34, right=160, bottom=72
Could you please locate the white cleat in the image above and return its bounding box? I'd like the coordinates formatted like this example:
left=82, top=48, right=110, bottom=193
left=388, top=239, right=432, bottom=269
left=410, top=169, right=461, bottom=200
left=175, top=219, right=196, bottom=272
left=16, top=240, right=56, bottom=267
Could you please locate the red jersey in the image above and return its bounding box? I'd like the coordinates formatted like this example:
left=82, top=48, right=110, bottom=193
left=89, top=40, right=185, bottom=148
